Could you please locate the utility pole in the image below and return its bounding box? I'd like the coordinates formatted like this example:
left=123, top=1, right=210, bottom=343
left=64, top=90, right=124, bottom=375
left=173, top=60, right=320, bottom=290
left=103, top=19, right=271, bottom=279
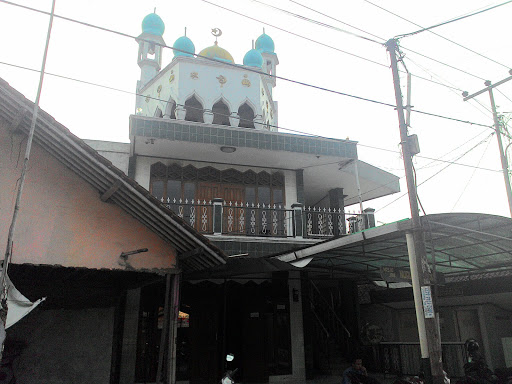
left=463, top=71, right=512, bottom=218
left=386, top=38, right=445, bottom=384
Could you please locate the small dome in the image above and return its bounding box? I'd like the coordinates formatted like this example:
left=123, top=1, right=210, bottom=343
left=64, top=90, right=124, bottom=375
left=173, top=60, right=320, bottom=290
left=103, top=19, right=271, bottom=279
left=174, top=36, right=195, bottom=57
left=198, top=42, right=234, bottom=63
left=243, top=48, right=263, bottom=68
left=255, top=33, right=274, bottom=53
left=142, top=13, right=165, bottom=36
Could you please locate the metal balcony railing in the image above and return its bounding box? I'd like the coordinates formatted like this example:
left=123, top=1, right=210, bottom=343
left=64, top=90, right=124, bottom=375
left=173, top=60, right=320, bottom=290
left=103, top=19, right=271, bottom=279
left=161, top=198, right=375, bottom=239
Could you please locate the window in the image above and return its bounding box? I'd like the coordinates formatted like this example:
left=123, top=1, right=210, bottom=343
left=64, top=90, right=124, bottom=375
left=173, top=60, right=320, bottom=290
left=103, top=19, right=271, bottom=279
left=150, top=163, right=285, bottom=206
left=212, top=99, right=230, bottom=126
left=184, top=95, right=203, bottom=123
left=238, top=103, right=255, bottom=128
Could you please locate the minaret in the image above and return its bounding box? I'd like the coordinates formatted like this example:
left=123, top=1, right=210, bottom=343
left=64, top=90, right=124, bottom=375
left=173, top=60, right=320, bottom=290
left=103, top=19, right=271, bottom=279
left=135, top=11, right=165, bottom=113
left=255, top=29, right=279, bottom=91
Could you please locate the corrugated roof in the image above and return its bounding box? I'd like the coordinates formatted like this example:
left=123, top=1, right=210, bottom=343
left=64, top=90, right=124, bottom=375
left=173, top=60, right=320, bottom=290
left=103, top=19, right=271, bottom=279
left=273, top=213, right=512, bottom=281
left=0, top=78, right=226, bottom=273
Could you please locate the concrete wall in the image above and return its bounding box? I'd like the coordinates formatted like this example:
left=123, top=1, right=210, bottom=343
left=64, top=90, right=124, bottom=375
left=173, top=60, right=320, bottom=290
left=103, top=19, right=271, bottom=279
left=9, top=307, right=115, bottom=384
left=140, top=56, right=278, bottom=130
left=0, top=123, right=176, bottom=270
left=481, top=304, right=512, bottom=369
left=84, top=139, right=130, bottom=174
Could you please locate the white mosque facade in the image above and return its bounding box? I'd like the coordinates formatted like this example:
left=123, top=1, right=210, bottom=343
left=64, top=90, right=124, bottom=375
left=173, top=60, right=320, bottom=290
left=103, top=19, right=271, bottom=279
left=86, top=11, right=400, bottom=384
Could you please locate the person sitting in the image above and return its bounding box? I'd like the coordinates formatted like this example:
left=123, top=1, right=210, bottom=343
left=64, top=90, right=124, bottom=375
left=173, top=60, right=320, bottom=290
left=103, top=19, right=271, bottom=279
left=343, top=358, right=380, bottom=384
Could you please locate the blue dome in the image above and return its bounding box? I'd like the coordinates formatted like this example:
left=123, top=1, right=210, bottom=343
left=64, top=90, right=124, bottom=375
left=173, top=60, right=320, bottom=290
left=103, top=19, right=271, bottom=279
left=142, top=13, right=165, bottom=36
left=243, top=48, right=263, bottom=68
left=255, top=33, right=275, bottom=53
left=174, top=36, right=195, bottom=57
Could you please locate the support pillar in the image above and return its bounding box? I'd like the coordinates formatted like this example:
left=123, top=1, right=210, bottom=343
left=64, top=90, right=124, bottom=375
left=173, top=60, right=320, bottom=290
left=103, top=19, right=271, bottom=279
left=295, top=169, right=305, bottom=204
left=363, top=208, right=376, bottom=229
left=288, top=271, right=306, bottom=383
left=328, top=188, right=347, bottom=234
left=292, top=203, right=304, bottom=238
left=167, top=273, right=181, bottom=384
left=119, top=288, right=141, bottom=384
left=213, top=198, right=224, bottom=235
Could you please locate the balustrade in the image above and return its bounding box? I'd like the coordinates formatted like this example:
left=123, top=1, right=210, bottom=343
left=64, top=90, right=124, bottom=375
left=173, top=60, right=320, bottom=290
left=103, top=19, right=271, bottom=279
left=161, top=197, right=375, bottom=239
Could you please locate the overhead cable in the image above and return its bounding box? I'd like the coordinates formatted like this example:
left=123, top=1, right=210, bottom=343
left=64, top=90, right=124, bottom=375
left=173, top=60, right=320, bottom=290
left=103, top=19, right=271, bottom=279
left=396, top=0, right=512, bottom=38
left=0, top=0, right=465, bottom=93
left=362, top=0, right=511, bottom=70
left=0, top=58, right=493, bottom=130
left=0, top=59, right=502, bottom=175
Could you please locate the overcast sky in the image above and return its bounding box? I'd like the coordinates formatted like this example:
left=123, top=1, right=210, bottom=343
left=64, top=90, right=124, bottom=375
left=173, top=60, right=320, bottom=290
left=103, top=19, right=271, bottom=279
left=1, top=0, right=511, bottom=224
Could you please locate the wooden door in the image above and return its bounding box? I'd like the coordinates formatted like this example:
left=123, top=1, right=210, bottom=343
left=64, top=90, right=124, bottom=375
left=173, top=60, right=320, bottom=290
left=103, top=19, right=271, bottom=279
left=221, top=185, right=245, bottom=235
left=196, top=183, right=220, bottom=233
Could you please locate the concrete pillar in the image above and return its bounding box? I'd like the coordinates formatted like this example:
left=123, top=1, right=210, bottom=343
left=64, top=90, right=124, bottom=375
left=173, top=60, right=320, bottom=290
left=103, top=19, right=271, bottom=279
left=292, top=203, right=304, bottom=238
left=329, top=188, right=347, bottom=235
left=289, top=271, right=306, bottom=383
left=119, top=288, right=141, bottom=384
left=364, top=208, right=376, bottom=229
left=213, top=198, right=224, bottom=235
left=295, top=169, right=305, bottom=205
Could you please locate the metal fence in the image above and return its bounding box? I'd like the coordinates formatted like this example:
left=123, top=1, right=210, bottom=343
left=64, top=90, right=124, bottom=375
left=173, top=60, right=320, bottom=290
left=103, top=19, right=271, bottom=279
left=377, top=342, right=467, bottom=378
left=162, top=198, right=373, bottom=239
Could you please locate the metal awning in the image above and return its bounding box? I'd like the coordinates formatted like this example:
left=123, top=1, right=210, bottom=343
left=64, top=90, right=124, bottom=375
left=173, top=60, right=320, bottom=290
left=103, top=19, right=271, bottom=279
left=273, top=213, right=512, bottom=281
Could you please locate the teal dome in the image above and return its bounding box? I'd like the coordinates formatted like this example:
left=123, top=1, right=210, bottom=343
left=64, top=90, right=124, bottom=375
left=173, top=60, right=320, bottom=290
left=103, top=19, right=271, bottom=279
left=142, top=13, right=165, bottom=36
left=243, top=48, right=263, bottom=67
left=255, top=33, right=274, bottom=53
left=174, top=36, right=195, bottom=57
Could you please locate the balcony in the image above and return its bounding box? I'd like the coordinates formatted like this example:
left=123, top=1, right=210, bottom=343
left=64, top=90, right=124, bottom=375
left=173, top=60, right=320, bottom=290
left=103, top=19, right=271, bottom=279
left=161, top=198, right=375, bottom=239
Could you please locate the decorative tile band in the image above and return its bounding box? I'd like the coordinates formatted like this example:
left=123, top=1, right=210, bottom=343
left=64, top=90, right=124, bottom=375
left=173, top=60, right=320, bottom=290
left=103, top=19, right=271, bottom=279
left=130, top=116, right=358, bottom=158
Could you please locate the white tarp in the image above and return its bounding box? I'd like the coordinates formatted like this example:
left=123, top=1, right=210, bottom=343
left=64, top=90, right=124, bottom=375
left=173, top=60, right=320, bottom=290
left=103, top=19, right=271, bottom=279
left=3, top=272, right=45, bottom=329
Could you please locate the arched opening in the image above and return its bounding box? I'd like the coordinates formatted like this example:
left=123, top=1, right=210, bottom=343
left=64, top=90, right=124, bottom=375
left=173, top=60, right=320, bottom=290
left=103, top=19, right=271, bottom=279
left=165, top=100, right=176, bottom=119
left=238, top=102, right=255, bottom=128
left=212, top=100, right=230, bottom=126
left=184, top=95, right=204, bottom=123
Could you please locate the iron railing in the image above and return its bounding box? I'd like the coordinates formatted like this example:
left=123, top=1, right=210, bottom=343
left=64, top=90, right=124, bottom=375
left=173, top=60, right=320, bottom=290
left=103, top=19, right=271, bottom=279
left=161, top=198, right=374, bottom=239
left=376, top=342, right=467, bottom=377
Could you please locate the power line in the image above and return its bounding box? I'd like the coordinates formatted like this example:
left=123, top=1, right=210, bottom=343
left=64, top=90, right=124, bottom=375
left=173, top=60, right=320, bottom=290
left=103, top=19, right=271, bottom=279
left=362, top=0, right=511, bottom=70
left=288, top=0, right=386, bottom=42
left=198, top=0, right=387, bottom=67
left=0, top=0, right=464, bottom=94
left=346, top=129, right=495, bottom=203
left=242, top=0, right=488, bottom=82
left=249, top=0, right=383, bottom=44
left=397, top=0, right=512, bottom=38
left=375, top=133, right=495, bottom=212
left=0, top=59, right=502, bottom=175
left=451, top=136, right=493, bottom=211
left=0, top=56, right=493, bottom=131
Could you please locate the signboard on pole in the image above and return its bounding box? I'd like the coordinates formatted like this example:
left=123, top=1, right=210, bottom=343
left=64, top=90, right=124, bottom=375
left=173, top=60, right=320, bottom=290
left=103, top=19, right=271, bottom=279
left=421, top=286, right=435, bottom=319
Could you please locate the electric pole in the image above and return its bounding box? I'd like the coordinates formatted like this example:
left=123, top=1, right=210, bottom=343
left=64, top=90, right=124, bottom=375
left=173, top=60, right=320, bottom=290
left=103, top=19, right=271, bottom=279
left=386, top=38, right=445, bottom=384
left=463, top=71, right=512, bottom=218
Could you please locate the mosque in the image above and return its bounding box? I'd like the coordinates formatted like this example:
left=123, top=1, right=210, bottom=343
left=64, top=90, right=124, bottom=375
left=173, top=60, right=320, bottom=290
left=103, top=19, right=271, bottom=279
left=86, top=11, right=401, bottom=384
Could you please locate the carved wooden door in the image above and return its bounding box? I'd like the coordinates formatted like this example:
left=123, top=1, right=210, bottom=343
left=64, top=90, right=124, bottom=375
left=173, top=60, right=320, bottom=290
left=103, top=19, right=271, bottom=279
left=221, top=185, right=245, bottom=235
left=196, top=183, right=220, bottom=233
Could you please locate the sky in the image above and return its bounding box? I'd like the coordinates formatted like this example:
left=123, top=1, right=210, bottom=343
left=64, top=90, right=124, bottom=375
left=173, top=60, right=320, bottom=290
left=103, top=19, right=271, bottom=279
left=1, top=0, right=512, bottom=225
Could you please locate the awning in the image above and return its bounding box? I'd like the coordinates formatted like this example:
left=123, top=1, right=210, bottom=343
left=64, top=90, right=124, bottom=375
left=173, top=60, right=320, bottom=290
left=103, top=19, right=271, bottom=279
left=272, top=213, right=512, bottom=281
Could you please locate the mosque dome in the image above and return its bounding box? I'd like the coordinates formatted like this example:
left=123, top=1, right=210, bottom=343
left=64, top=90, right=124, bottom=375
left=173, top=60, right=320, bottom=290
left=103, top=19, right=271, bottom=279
left=255, top=33, right=275, bottom=53
left=142, top=13, right=165, bottom=36
left=174, top=36, right=195, bottom=57
left=243, top=48, right=263, bottom=68
left=198, top=42, right=234, bottom=63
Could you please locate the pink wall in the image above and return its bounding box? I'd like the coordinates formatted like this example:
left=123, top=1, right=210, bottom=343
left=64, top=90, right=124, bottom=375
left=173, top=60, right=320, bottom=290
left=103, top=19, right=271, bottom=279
left=0, top=122, right=176, bottom=270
